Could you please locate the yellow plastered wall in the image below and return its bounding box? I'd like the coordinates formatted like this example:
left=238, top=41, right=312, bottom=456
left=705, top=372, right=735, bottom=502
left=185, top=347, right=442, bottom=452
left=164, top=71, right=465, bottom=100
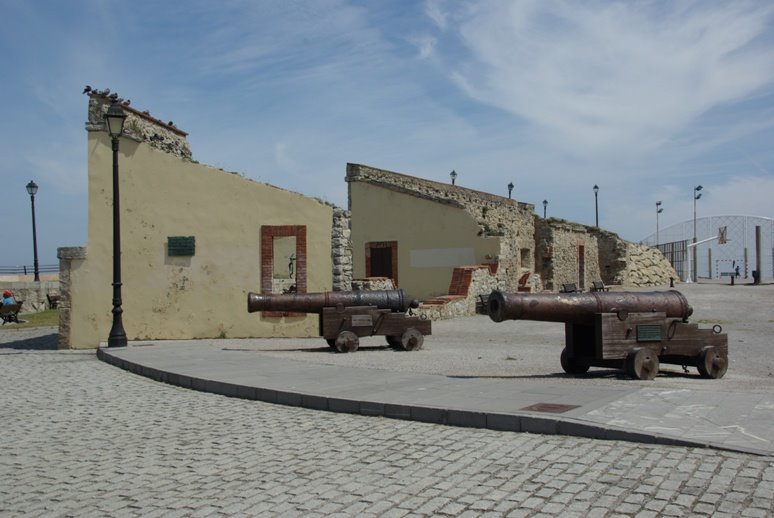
left=68, top=132, right=332, bottom=348
left=350, top=182, right=500, bottom=300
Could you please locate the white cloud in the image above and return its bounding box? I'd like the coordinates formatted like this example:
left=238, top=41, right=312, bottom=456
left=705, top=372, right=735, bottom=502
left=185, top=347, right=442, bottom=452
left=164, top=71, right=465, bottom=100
left=424, top=0, right=448, bottom=30
left=443, top=1, right=774, bottom=158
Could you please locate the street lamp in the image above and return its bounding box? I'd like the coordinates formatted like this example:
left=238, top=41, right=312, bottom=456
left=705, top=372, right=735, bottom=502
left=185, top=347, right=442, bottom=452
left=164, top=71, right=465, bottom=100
left=656, top=201, right=663, bottom=245
left=450, top=170, right=457, bottom=185
left=542, top=199, right=548, bottom=218
left=507, top=182, right=514, bottom=199
left=25, top=180, right=40, bottom=282
left=105, top=101, right=128, bottom=348
left=593, top=184, right=599, bottom=227
left=692, top=185, right=703, bottom=282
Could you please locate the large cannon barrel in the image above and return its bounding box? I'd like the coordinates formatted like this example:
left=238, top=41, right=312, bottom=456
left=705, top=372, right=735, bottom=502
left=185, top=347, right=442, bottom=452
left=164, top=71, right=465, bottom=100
left=247, top=289, right=419, bottom=314
left=487, top=289, right=693, bottom=324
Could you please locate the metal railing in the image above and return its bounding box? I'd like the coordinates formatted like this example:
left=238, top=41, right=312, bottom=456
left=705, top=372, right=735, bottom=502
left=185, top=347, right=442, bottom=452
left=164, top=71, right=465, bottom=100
left=0, top=264, right=59, bottom=275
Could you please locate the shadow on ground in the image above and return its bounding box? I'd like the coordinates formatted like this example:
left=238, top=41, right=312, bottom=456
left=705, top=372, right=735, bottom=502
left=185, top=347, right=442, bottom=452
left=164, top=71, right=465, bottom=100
left=0, top=332, right=58, bottom=350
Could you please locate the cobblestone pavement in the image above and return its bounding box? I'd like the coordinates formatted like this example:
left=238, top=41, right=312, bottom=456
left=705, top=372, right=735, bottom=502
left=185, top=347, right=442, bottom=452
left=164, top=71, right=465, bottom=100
left=2, top=344, right=773, bottom=517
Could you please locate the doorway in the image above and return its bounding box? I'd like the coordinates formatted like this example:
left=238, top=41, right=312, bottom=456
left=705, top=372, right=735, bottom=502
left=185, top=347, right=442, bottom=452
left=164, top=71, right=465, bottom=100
left=366, top=241, right=398, bottom=286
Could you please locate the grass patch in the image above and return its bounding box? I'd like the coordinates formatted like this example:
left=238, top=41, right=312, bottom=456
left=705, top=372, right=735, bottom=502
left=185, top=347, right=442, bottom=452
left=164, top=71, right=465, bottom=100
left=11, top=309, right=59, bottom=329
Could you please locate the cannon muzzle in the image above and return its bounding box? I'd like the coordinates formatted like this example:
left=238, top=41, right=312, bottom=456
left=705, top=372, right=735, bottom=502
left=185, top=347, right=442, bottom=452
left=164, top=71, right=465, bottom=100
left=487, top=289, right=693, bottom=324
left=247, top=289, right=419, bottom=314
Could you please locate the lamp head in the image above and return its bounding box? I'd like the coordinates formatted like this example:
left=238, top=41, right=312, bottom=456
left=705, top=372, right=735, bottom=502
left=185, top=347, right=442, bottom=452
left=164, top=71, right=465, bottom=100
left=26, top=180, right=38, bottom=196
left=104, top=101, right=127, bottom=139
left=593, top=184, right=599, bottom=194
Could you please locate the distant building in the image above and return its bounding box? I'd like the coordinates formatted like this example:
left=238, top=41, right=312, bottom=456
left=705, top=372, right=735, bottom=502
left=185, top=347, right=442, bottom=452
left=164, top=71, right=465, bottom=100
left=642, top=215, right=773, bottom=281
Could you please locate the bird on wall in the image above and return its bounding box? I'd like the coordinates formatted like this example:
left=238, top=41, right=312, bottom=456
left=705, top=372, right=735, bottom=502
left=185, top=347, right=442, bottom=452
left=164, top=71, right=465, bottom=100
left=83, top=85, right=92, bottom=94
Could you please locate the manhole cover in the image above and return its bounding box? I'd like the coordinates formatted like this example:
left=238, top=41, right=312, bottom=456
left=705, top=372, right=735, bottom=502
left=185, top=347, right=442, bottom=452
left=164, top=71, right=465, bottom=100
left=520, top=403, right=580, bottom=413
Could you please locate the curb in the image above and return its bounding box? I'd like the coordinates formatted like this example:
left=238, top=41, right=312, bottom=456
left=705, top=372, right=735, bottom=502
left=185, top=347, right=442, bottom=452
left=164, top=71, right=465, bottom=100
left=96, top=347, right=770, bottom=457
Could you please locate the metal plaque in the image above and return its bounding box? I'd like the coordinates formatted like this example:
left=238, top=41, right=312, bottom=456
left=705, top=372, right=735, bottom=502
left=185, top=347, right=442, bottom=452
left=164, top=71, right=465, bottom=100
left=636, top=324, right=662, bottom=342
left=351, top=315, right=373, bottom=327
left=168, top=236, right=195, bottom=256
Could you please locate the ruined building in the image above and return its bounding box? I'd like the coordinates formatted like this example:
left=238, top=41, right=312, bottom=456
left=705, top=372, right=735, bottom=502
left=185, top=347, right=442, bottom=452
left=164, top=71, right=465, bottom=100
left=346, top=163, right=678, bottom=316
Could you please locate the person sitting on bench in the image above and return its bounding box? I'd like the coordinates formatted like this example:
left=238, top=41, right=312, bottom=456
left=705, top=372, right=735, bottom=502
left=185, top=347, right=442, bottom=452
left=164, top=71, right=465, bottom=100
left=2, top=290, right=15, bottom=305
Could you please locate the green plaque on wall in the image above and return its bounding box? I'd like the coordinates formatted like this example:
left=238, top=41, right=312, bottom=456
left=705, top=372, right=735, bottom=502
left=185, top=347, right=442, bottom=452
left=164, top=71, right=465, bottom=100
left=168, top=236, right=195, bottom=256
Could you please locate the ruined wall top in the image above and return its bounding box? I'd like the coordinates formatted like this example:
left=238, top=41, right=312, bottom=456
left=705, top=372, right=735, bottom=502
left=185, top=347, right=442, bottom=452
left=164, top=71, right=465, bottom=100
left=346, top=163, right=534, bottom=213
left=84, top=88, right=192, bottom=160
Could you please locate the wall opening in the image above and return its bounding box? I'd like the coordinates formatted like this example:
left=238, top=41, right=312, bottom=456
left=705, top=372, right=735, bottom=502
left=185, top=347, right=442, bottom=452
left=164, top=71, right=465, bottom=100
left=365, top=241, right=398, bottom=286
left=520, top=248, right=531, bottom=268
left=261, top=225, right=307, bottom=316
left=577, top=243, right=586, bottom=290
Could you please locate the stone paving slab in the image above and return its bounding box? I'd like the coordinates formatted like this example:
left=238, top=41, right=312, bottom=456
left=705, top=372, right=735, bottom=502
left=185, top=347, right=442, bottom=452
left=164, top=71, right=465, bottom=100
left=99, top=340, right=774, bottom=455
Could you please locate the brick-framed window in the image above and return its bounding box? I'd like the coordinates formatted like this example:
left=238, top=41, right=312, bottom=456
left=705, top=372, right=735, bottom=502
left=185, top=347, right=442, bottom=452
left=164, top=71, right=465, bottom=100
left=365, top=241, right=398, bottom=286
left=261, top=225, right=307, bottom=317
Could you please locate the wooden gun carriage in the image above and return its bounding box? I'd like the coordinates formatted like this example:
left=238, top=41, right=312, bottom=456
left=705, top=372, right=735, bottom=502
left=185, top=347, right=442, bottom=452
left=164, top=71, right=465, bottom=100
left=247, top=289, right=431, bottom=353
left=487, top=289, right=728, bottom=380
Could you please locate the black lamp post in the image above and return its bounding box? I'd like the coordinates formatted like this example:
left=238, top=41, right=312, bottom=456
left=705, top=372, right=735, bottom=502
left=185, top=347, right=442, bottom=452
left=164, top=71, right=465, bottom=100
left=105, top=101, right=128, bottom=348
left=507, top=182, right=514, bottom=199
left=693, top=185, right=703, bottom=282
left=593, top=184, right=599, bottom=227
left=542, top=199, right=548, bottom=218
left=450, top=170, right=457, bottom=185
left=656, top=201, right=663, bottom=245
left=25, top=180, right=40, bottom=282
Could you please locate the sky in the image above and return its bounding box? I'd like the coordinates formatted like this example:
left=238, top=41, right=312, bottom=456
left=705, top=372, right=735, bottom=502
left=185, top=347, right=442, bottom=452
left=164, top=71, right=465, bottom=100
left=2, top=0, right=774, bottom=267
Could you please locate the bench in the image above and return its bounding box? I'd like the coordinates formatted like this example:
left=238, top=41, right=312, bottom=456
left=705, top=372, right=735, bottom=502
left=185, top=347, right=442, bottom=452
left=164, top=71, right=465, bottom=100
left=47, top=293, right=61, bottom=309
left=560, top=283, right=580, bottom=293
left=1, top=303, right=22, bottom=325
left=590, top=281, right=610, bottom=292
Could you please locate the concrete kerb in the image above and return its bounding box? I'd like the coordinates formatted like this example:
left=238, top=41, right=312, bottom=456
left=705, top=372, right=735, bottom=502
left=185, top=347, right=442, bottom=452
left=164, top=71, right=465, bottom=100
left=96, top=346, right=758, bottom=454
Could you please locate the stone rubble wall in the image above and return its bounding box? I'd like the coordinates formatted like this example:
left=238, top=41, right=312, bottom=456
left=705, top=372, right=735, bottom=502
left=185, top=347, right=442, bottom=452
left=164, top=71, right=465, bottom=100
left=535, top=218, right=602, bottom=291
left=610, top=240, right=680, bottom=286
left=331, top=208, right=353, bottom=291
left=351, top=277, right=395, bottom=291
left=0, top=280, right=60, bottom=313
left=56, top=247, right=86, bottom=349
left=418, top=266, right=498, bottom=320
left=86, top=94, right=193, bottom=160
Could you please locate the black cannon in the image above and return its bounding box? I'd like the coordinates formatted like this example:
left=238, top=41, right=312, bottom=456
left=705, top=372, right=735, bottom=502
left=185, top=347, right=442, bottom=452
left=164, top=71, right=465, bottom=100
left=247, top=289, right=431, bottom=353
left=487, top=289, right=728, bottom=380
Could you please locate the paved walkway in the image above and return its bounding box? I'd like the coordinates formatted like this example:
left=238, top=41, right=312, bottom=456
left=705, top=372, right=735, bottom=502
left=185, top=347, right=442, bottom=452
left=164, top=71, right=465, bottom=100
left=99, top=339, right=774, bottom=456
left=3, top=327, right=773, bottom=516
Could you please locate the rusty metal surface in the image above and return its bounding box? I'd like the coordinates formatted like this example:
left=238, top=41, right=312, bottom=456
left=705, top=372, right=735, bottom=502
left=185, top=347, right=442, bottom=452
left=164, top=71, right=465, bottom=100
left=487, top=289, right=693, bottom=324
left=247, top=289, right=419, bottom=314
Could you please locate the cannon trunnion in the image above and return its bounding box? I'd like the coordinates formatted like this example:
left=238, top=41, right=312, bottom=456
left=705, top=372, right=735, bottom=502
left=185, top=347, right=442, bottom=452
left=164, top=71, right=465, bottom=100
left=488, top=289, right=728, bottom=380
left=247, top=289, right=431, bottom=353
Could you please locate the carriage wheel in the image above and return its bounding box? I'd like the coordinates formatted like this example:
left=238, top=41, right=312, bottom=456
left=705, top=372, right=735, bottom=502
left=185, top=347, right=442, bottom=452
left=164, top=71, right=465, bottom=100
left=560, top=348, right=590, bottom=375
left=626, top=348, right=659, bottom=380
left=335, top=331, right=359, bottom=353
left=399, top=328, right=424, bottom=351
left=697, top=346, right=727, bottom=379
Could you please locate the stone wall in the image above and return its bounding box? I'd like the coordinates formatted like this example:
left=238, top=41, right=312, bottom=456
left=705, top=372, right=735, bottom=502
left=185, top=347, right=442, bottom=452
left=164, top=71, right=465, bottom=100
left=331, top=208, right=353, bottom=291
left=535, top=218, right=602, bottom=291
left=0, top=280, right=59, bottom=313
left=597, top=234, right=679, bottom=286
left=56, top=247, right=85, bottom=349
left=86, top=92, right=192, bottom=160
left=418, top=266, right=498, bottom=320
left=351, top=277, right=395, bottom=291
